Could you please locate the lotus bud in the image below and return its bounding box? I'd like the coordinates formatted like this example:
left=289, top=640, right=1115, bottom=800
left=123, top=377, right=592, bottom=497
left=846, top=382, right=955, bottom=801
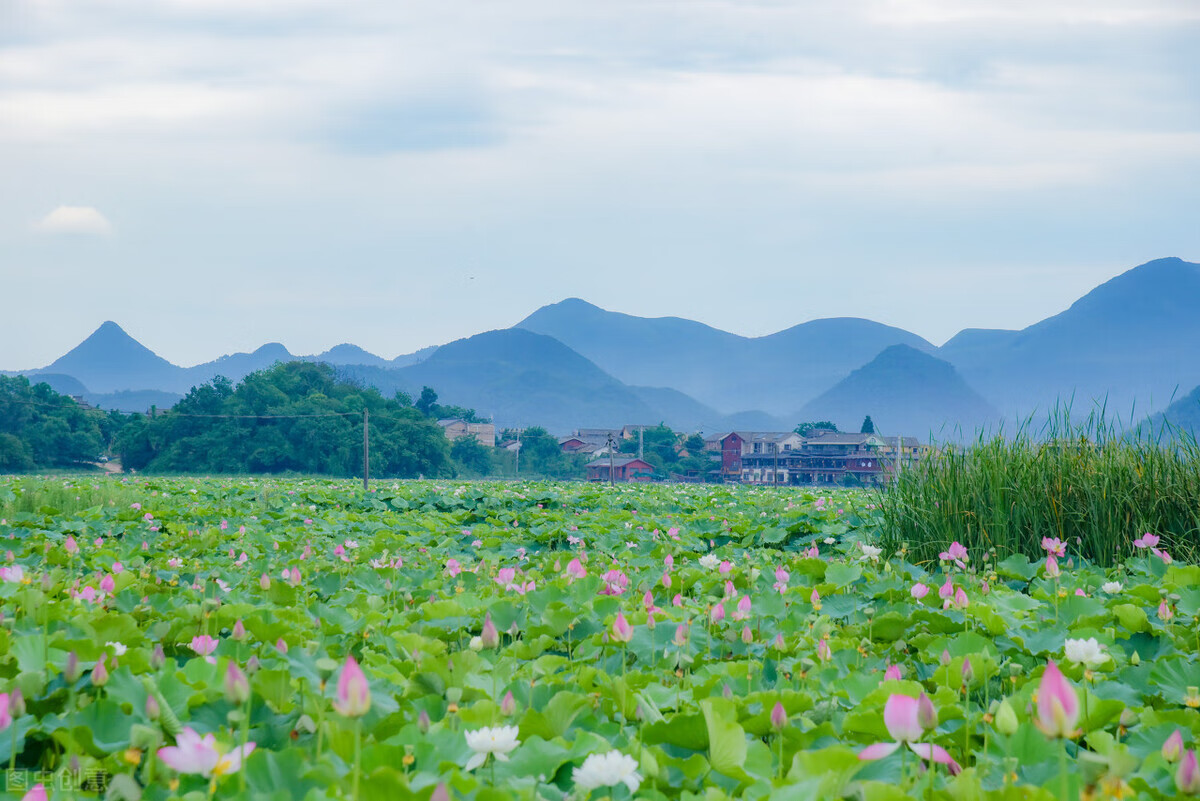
left=333, top=655, right=371, bottom=718
left=771, top=702, right=787, bottom=732
left=480, top=613, right=500, bottom=649
left=469, top=636, right=483, bottom=651
left=962, top=657, right=975, bottom=684
left=276, top=638, right=288, bottom=653
left=722, top=683, right=732, bottom=700
left=1165, top=730, right=1186, bottom=763
left=741, top=625, right=753, bottom=644
left=232, top=619, right=247, bottom=641
left=417, top=710, right=431, bottom=733
left=509, top=622, right=519, bottom=638
left=917, top=693, right=938, bottom=731
left=883, top=664, right=902, bottom=682
left=500, top=691, right=516, bottom=716
left=1035, top=661, right=1080, bottom=738
left=994, top=698, right=1018, bottom=735
left=1178, top=750, right=1200, bottom=795
left=674, top=624, right=689, bottom=647
left=940, top=649, right=952, bottom=666
left=773, top=633, right=786, bottom=651
left=151, top=644, right=166, bottom=670
left=1119, top=707, right=1137, bottom=728
left=247, top=655, right=261, bottom=673
left=430, top=783, right=451, bottom=801
left=145, top=694, right=161, bottom=720
left=92, top=654, right=109, bottom=687
left=259, top=573, right=270, bottom=590
left=64, top=651, right=82, bottom=683
left=224, top=663, right=250, bottom=705
left=611, top=612, right=633, bottom=644
left=9, top=689, right=24, bottom=718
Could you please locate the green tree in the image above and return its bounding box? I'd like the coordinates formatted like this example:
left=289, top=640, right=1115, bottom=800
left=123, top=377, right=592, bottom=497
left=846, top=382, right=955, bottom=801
left=123, top=363, right=451, bottom=478
left=795, top=421, right=839, bottom=436
left=451, top=436, right=493, bottom=476
left=860, top=416, right=875, bottom=434
left=416, top=386, right=439, bottom=417
left=0, top=376, right=108, bottom=469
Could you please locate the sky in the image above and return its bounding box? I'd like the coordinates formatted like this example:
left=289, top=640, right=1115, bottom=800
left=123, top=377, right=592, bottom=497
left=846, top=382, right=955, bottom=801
left=2, top=0, right=1199, bottom=369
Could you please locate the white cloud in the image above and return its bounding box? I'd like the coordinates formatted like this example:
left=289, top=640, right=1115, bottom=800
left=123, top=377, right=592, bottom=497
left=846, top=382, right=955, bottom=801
left=36, top=205, right=113, bottom=236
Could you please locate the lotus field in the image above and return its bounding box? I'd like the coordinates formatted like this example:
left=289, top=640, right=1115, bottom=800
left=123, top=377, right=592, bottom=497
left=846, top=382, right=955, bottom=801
left=2, top=477, right=1200, bottom=800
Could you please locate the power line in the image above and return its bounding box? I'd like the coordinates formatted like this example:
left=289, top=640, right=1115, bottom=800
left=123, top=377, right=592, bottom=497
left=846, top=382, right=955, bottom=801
left=1, top=396, right=358, bottom=419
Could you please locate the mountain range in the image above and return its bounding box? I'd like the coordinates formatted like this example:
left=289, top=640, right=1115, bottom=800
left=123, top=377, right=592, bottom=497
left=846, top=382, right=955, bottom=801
left=6, top=256, right=1198, bottom=439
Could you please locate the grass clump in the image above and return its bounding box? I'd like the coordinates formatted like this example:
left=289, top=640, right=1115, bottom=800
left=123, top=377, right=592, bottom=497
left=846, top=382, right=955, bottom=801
left=878, top=409, right=1200, bottom=566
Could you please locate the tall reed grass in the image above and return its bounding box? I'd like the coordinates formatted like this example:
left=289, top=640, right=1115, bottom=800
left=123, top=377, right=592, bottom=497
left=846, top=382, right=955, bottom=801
left=877, top=409, right=1200, bottom=566
left=0, top=476, right=138, bottom=518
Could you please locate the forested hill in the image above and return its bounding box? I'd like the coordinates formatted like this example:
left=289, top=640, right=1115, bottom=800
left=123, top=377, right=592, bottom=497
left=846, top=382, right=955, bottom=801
left=0, top=375, right=119, bottom=470
left=115, top=362, right=453, bottom=477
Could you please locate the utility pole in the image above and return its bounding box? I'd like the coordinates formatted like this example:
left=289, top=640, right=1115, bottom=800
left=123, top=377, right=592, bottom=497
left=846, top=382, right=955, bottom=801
left=607, top=432, right=616, bottom=486
left=515, top=428, right=521, bottom=476
left=895, top=433, right=902, bottom=484
left=773, top=440, right=778, bottom=487
left=362, top=407, right=370, bottom=492
left=638, top=426, right=644, bottom=460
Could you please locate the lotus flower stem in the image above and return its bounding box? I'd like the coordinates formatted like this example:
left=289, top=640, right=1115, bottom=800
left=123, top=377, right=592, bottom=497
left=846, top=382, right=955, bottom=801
left=1058, top=739, right=1067, bottom=801
left=238, top=693, right=251, bottom=793
left=353, top=716, right=363, bottom=801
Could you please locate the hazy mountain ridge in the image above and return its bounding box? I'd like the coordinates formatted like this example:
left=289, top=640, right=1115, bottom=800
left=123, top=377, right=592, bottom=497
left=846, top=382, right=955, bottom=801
left=516, top=299, right=936, bottom=415
left=10, top=256, right=1200, bottom=435
left=799, top=345, right=999, bottom=438
left=939, top=257, right=1200, bottom=419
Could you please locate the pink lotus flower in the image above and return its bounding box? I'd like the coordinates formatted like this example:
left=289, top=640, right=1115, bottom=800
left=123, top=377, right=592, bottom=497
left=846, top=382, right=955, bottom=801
left=445, top=558, right=462, bottom=577
left=333, top=656, right=371, bottom=717
left=1035, top=661, right=1079, bottom=738
left=0, top=565, right=24, bottom=583
left=21, top=784, right=47, bottom=801
left=1041, top=537, right=1066, bottom=557
left=810, top=588, right=820, bottom=606
left=1133, top=532, right=1160, bottom=549
left=938, top=578, right=955, bottom=600
left=816, top=638, right=831, bottom=662
left=883, top=664, right=902, bottom=682
left=611, top=612, right=633, bottom=643
left=480, top=613, right=500, bottom=649
left=1045, top=555, right=1060, bottom=578
left=100, top=574, right=116, bottom=594
left=732, top=595, right=752, bottom=621
left=259, top=573, right=270, bottom=589
left=0, top=692, right=11, bottom=729
left=1179, top=750, right=1200, bottom=795
left=1159, top=600, right=1174, bottom=622
left=859, top=694, right=961, bottom=774
left=672, top=593, right=684, bottom=607
left=771, top=701, right=787, bottom=731
left=944, top=587, right=969, bottom=610
left=662, top=570, right=672, bottom=589
left=112, top=561, right=124, bottom=574
left=158, top=727, right=256, bottom=778
left=64, top=536, right=79, bottom=555
left=565, top=559, right=586, bottom=580
left=600, top=569, right=629, bottom=596
left=673, top=623, right=689, bottom=646
left=723, top=580, right=738, bottom=599
left=939, top=542, right=968, bottom=568
left=710, top=603, right=726, bottom=624
left=643, top=591, right=662, bottom=616
left=911, top=582, right=929, bottom=599
left=719, top=560, right=733, bottom=574
left=190, top=635, right=219, bottom=660
left=1164, top=730, right=1185, bottom=763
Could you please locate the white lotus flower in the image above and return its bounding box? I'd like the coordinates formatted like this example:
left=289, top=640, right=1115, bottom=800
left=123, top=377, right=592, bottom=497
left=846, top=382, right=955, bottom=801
left=573, top=750, right=643, bottom=794
left=699, top=554, right=720, bottom=570
left=1101, top=582, right=1123, bottom=594
left=1064, top=637, right=1109, bottom=669
left=464, top=726, right=520, bottom=771
left=107, top=641, right=128, bottom=655
left=860, top=544, right=882, bottom=562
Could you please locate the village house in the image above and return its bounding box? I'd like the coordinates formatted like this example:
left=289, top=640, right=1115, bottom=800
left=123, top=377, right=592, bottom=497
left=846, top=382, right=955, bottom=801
left=436, top=418, right=497, bottom=448
left=703, top=431, right=804, bottom=481
left=586, top=456, right=655, bottom=482
left=738, top=431, right=929, bottom=486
